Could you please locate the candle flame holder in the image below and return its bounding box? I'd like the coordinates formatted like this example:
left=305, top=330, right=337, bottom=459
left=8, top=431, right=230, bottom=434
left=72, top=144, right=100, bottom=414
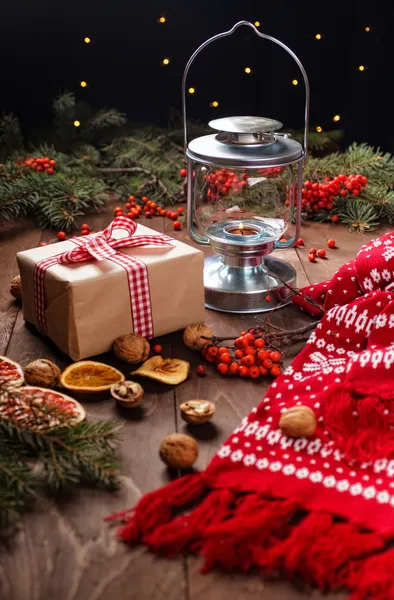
left=182, top=21, right=310, bottom=313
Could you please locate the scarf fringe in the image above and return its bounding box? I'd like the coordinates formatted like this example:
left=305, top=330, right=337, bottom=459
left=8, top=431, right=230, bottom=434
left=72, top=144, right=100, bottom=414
left=325, top=383, right=394, bottom=462
left=107, top=476, right=394, bottom=597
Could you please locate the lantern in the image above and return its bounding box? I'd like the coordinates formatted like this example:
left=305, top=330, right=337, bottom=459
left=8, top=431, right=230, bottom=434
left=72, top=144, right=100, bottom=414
left=182, top=21, right=310, bottom=312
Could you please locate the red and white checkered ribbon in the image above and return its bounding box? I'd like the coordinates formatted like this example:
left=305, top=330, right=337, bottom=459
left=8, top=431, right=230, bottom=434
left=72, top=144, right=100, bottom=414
left=34, top=216, right=174, bottom=339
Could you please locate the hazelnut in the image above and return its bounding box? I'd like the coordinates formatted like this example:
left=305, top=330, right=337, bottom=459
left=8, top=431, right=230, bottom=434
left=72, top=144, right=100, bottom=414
left=180, top=400, right=215, bottom=425
left=10, top=275, right=22, bottom=301
left=159, top=433, right=198, bottom=469
left=279, top=405, right=317, bottom=438
left=110, top=380, right=144, bottom=408
left=24, top=359, right=61, bottom=388
left=112, top=333, right=150, bottom=364
left=183, top=323, right=213, bottom=351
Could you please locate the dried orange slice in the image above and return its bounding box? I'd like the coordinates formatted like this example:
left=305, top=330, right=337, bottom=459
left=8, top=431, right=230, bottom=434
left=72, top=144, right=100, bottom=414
left=0, top=355, right=24, bottom=387
left=60, top=361, right=125, bottom=393
left=131, top=356, right=190, bottom=385
left=0, top=386, right=86, bottom=429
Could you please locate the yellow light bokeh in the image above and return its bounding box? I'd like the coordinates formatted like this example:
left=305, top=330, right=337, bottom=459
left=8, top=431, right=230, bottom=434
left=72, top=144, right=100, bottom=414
left=73, top=120, right=81, bottom=128
left=316, top=126, right=323, bottom=133
left=292, top=79, right=298, bottom=86
left=254, top=21, right=260, bottom=27
left=162, top=58, right=170, bottom=65
left=358, top=65, right=365, bottom=71
left=315, top=33, right=322, bottom=40
left=365, top=26, right=370, bottom=32
left=158, top=16, right=166, bottom=23
left=188, top=87, right=195, bottom=94
left=80, top=81, right=87, bottom=88
left=333, top=114, right=341, bottom=122
left=210, top=101, right=219, bottom=108
left=244, top=67, right=252, bottom=74
left=84, top=37, right=91, bottom=44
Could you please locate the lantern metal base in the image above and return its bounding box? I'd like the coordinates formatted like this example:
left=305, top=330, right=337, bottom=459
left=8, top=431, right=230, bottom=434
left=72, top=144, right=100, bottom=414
left=204, top=254, right=296, bottom=313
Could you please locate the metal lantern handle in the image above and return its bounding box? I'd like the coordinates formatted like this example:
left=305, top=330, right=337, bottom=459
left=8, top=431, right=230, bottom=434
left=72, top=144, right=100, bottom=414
left=182, top=20, right=310, bottom=162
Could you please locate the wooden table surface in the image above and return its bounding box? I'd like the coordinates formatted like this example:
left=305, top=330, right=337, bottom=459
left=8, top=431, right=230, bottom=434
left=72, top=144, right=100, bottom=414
left=0, top=205, right=391, bottom=600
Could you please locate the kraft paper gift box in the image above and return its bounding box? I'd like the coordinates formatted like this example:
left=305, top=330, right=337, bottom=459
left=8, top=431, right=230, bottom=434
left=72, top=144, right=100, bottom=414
left=17, top=223, right=206, bottom=360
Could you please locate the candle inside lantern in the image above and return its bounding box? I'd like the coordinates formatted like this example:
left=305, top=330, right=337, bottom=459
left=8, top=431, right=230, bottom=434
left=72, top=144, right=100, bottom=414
left=226, top=223, right=260, bottom=236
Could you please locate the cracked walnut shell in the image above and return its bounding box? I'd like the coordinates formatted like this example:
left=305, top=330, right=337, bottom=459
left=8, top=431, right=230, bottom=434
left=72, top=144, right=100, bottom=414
left=159, top=433, right=198, bottom=469
left=183, top=323, right=213, bottom=351
left=111, top=380, right=144, bottom=408
left=112, top=333, right=150, bottom=364
left=279, top=405, right=317, bottom=438
left=180, top=400, right=215, bottom=425
left=24, top=359, right=61, bottom=388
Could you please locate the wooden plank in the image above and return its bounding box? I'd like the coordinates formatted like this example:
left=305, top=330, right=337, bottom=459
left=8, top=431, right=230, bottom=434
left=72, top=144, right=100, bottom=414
left=1, top=207, right=187, bottom=600
left=0, top=217, right=43, bottom=355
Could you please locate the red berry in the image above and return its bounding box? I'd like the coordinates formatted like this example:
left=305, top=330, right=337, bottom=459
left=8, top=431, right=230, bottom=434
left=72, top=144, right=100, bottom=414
left=217, top=362, right=229, bottom=375
left=179, top=168, right=187, bottom=178
left=270, top=351, right=282, bottom=363
left=265, top=295, right=272, bottom=302
left=327, top=239, right=336, bottom=248
left=81, top=230, right=89, bottom=236
left=241, top=355, right=255, bottom=367
left=308, top=254, right=316, bottom=262
left=295, top=238, right=304, bottom=247
left=259, top=366, right=268, bottom=376
left=263, top=358, right=273, bottom=369
left=207, top=346, right=218, bottom=358
left=57, top=231, right=66, bottom=241
left=270, top=364, right=282, bottom=377
left=39, top=242, right=47, bottom=247
left=317, top=249, right=326, bottom=258
left=220, top=352, right=231, bottom=364
left=46, top=167, right=54, bottom=175
left=177, top=207, right=185, bottom=214
left=196, top=365, right=205, bottom=376
left=309, top=248, right=317, bottom=255
left=153, top=344, right=163, bottom=353
left=145, top=212, right=152, bottom=218
left=234, top=349, right=243, bottom=359
left=253, top=338, right=265, bottom=349
left=218, top=347, right=228, bottom=356
left=257, top=350, right=270, bottom=363
left=331, top=215, right=340, bottom=223
left=173, top=221, right=181, bottom=230
left=247, top=366, right=260, bottom=379
left=141, top=196, right=148, bottom=203
left=229, top=361, right=240, bottom=375
left=125, top=203, right=131, bottom=209
left=238, top=365, right=248, bottom=377
left=243, top=345, right=255, bottom=356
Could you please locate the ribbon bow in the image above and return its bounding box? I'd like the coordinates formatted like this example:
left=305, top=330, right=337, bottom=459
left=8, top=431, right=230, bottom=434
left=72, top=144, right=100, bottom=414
left=34, top=217, right=174, bottom=339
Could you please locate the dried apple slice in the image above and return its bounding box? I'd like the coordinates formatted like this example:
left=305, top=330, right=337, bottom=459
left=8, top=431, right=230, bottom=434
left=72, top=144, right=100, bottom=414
left=131, top=356, right=190, bottom=386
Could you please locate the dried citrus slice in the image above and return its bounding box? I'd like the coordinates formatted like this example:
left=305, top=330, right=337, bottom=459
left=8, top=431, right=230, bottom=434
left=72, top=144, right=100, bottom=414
left=0, top=355, right=24, bottom=387
left=131, top=356, right=190, bottom=385
left=0, top=386, right=86, bottom=429
left=60, top=361, right=125, bottom=393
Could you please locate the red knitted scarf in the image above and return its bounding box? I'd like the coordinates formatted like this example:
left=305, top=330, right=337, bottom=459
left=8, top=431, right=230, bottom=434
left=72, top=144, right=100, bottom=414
left=108, top=232, right=394, bottom=599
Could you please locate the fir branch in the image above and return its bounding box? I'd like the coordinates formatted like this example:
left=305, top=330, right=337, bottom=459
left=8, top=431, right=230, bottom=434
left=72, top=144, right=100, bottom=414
left=0, top=385, right=121, bottom=535
left=336, top=200, right=381, bottom=233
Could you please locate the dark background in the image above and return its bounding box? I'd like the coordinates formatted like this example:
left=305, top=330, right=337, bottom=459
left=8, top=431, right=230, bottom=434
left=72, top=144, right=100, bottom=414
left=1, top=0, right=393, bottom=150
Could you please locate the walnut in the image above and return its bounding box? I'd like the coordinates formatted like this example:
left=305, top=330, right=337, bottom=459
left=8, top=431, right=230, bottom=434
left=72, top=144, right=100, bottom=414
left=112, top=333, right=150, bottom=364
left=180, top=400, right=215, bottom=425
left=183, top=323, right=213, bottom=351
left=279, top=405, right=317, bottom=438
left=10, top=275, right=22, bottom=301
left=159, top=433, right=198, bottom=469
left=110, top=380, right=144, bottom=408
left=24, top=359, right=61, bottom=388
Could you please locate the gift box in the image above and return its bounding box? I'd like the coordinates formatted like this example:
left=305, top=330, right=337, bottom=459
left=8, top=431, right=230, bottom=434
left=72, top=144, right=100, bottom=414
left=17, top=218, right=206, bottom=360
